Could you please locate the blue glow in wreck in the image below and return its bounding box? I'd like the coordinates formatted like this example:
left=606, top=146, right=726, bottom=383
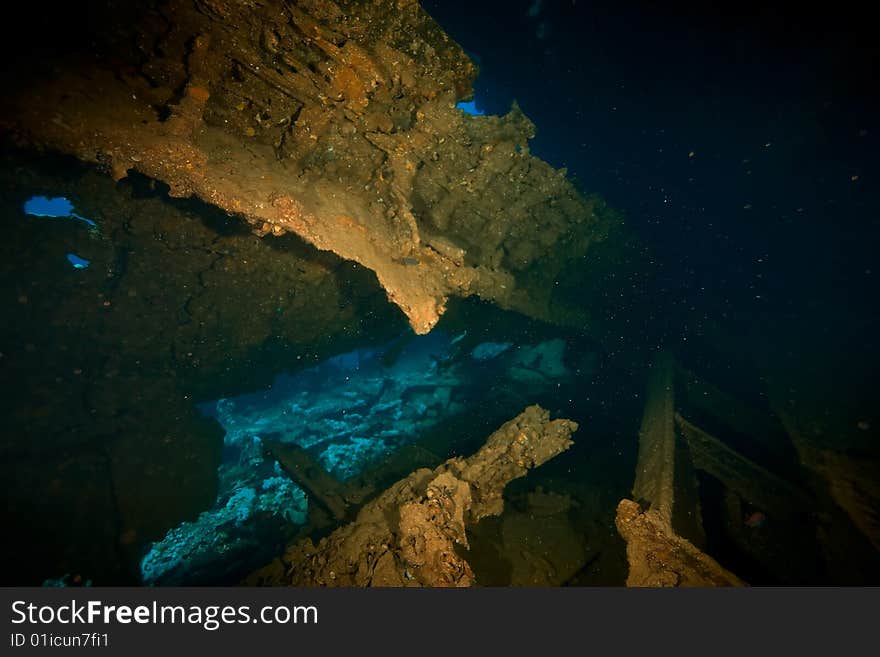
left=208, top=330, right=465, bottom=481
left=24, top=195, right=98, bottom=227
left=65, top=253, right=91, bottom=269
left=456, top=100, right=485, bottom=116
left=141, top=330, right=579, bottom=584
left=202, top=331, right=572, bottom=485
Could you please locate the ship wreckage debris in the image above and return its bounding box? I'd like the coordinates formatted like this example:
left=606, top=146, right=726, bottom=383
left=2, top=0, right=627, bottom=335
left=248, top=405, right=577, bottom=586
left=4, top=0, right=873, bottom=588
left=0, top=0, right=636, bottom=585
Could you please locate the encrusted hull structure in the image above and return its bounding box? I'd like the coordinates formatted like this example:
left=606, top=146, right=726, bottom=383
left=3, top=0, right=625, bottom=334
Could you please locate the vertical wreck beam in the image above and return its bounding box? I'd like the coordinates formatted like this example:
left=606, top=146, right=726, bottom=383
left=618, top=352, right=747, bottom=585
left=632, top=350, right=676, bottom=527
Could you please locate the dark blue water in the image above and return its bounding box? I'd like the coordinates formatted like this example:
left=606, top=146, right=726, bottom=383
left=425, top=0, right=879, bottom=430
left=424, top=0, right=880, bottom=583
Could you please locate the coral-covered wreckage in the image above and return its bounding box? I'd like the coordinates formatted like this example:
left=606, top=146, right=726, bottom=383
left=0, top=0, right=635, bottom=585
left=248, top=405, right=577, bottom=586
left=3, top=0, right=625, bottom=335
left=6, top=0, right=872, bottom=587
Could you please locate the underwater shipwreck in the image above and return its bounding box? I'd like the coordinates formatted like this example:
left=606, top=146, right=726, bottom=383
left=1, top=0, right=878, bottom=587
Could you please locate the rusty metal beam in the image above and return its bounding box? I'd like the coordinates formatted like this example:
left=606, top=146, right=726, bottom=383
left=632, top=350, right=676, bottom=527
left=675, top=413, right=811, bottom=515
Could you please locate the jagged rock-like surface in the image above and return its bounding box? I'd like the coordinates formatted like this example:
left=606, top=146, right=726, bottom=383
left=246, top=405, right=578, bottom=586
left=615, top=499, right=746, bottom=587
left=2, top=0, right=624, bottom=333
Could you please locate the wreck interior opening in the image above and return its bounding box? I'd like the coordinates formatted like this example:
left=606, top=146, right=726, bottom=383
left=1, top=0, right=877, bottom=587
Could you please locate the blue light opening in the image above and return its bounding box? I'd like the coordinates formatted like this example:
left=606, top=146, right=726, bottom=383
left=66, top=253, right=91, bottom=269
left=24, top=195, right=98, bottom=228
left=456, top=100, right=485, bottom=116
